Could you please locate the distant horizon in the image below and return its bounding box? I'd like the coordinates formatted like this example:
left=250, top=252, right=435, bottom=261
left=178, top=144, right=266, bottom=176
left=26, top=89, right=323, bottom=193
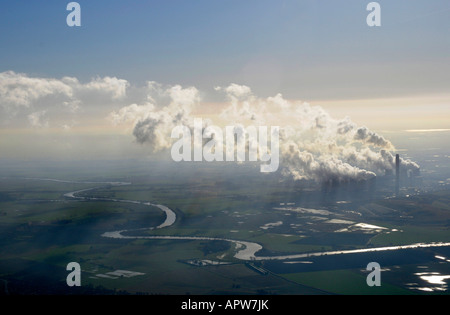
left=0, top=1, right=449, bottom=183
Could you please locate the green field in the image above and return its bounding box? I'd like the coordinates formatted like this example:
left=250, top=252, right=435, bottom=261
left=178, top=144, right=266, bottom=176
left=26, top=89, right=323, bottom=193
left=0, top=163, right=449, bottom=295
left=280, top=270, right=412, bottom=295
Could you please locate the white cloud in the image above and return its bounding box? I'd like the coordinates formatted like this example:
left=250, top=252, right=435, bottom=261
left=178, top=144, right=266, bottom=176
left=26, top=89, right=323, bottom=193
left=0, top=71, right=130, bottom=128
left=167, top=85, right=199, bottom=107
left=82, top=76, right=129, bottom=100
left=108, top=103, right=155, bottom=125
left=216, top=83, right=252, bottom=99
left=0, top=71, right=73, bottom=108
left=27, top=110, right=49, bottom=128
left=110, top=83, right=201, bottom=150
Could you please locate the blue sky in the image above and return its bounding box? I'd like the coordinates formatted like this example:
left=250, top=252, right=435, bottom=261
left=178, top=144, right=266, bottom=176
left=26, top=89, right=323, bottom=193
left=1, top=0, right=449, bottom=100
left=0, top=1, right=449, bottom=162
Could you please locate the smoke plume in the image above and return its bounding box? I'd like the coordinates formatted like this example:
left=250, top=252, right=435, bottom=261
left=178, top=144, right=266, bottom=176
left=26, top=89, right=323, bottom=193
left=110, top=83, right=420, bottom=183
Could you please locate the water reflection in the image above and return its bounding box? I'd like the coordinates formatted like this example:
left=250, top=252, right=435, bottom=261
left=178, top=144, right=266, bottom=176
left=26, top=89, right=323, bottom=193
left=409, top=272, right=450, bottom=292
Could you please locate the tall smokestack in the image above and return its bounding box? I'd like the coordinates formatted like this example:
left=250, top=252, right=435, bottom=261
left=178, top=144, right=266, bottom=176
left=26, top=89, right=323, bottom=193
left=395, top=154, right=400, bottom=196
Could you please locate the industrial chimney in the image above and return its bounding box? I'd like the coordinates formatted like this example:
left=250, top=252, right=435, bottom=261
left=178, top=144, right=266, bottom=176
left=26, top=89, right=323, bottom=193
left=395, top=154, right=400, bottom=196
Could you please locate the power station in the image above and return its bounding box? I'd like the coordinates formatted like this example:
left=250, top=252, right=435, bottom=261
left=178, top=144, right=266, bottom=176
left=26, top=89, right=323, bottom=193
left=396, top=154, right=400, bottom=196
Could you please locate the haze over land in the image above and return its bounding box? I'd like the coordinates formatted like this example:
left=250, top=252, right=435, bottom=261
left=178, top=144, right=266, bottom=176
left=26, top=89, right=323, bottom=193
left=0, top=1, right=449, bottom=296
left=0, top=73, right=424, bottom=184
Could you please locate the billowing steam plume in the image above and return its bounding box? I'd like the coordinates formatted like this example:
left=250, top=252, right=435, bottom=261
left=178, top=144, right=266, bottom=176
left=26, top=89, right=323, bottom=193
left=110, top=83, right=420, bottom=183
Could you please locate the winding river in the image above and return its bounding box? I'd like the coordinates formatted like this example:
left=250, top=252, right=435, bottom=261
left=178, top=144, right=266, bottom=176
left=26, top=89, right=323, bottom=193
left=53, top=179, right=450, bottom=261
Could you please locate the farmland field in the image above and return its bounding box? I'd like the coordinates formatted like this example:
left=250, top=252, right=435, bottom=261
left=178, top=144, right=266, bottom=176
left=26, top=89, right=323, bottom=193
left=0, top=160, right=449, bottom=295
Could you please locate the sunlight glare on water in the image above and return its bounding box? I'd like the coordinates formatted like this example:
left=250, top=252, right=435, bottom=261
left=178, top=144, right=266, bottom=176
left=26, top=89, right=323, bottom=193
left=412, top=272, right=450, bottom=292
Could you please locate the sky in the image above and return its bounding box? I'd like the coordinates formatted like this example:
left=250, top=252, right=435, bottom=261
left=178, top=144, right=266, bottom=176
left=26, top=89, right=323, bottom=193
left=0, top=0, right=449, bottom=164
